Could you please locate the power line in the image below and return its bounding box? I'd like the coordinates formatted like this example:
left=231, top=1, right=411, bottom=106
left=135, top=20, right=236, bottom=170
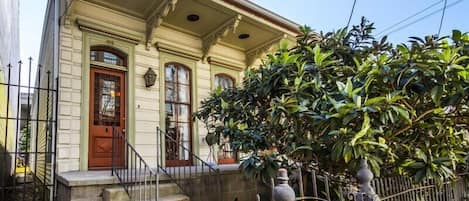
left=346, top=0, right=357, bottom=29
left=379, top=0, right=464, bottom=37
left=375, top=0, right=443, bottom=36
left=437, top=0, right=448, bottom=36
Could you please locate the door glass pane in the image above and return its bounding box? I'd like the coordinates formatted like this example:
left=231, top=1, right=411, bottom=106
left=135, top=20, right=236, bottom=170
left=178, top=68, right=189, bottom=84
left=165, top=65, right=176, bottom=82
left=94, top=72, right=120, bottom=126
left=177, top=85, right=189, bottom=103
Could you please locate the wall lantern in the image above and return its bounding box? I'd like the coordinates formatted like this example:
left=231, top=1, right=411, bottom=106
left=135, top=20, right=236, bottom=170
left=144, top=68, right=157, bottom=87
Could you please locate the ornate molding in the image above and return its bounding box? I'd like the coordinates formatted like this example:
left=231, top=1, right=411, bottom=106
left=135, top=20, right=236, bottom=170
left=146, top=0, right=178, bottom=50
left=202, top=15, right=242, bottom=61
left=245, top=34, right=286, bottom=67
left=156, top=42, right=201, bottom=61
left=76, top=18, right=142, bottom=44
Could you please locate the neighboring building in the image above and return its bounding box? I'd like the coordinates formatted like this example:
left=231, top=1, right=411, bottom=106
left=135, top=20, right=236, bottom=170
left=0, top=0, right=20, bottom=185
left=33, top=0, right=300, bottom=200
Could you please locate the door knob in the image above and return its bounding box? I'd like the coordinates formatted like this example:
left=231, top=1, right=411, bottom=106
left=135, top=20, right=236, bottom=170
left=122, top=129, right=126, bottom=133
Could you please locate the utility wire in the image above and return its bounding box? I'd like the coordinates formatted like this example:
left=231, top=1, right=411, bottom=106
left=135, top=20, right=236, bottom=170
left=379, top=0, right=463, bottom=37
left=375, top=0, right=443, bottom=36
left=346, top=0, right=357, bottom=29
left=437, top=0, right=448, bottom=36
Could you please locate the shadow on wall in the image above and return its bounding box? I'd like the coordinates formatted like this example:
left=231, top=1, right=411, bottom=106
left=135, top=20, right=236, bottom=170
left=0, top=143, right=13, bottom=188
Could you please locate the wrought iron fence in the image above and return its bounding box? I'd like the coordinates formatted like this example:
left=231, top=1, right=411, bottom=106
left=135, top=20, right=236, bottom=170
left=0, top=59, right=58, bottom=201
left=284, top=168, right=343, bottom=201
left=372, top=173, right=469, bottom=201
left=156, top=127, right=222, bottom=201
left=111, top=127, right=158, bottom=201
left=280, top=164, right=469, bottom=201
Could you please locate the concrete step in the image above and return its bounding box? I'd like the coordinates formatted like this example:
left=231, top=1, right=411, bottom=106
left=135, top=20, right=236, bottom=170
left=159, top=194, right=190, bottom=201
left=103, top=183, right=186, bottom=201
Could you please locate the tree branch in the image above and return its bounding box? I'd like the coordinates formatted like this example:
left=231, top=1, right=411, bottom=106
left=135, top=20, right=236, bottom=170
left=392, top=108, right=435, bottom=137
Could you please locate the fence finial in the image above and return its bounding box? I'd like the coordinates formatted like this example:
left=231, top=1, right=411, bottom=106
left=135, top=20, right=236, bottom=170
left=273, top=168, right=295, bottom=201
left=355, top=159, right=380, bottom=201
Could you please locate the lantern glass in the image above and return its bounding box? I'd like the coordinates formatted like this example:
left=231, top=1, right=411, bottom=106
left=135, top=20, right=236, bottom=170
left=144, top=68, right=157, bottom=87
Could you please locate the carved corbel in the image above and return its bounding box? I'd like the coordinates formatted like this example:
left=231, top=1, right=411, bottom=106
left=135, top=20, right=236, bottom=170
left=201, top=15, right=242, bottom=61
left=60, top=0, right=75, bottom=27
left=245, top=34, right=286, bottom=67
left=146, top=0, right=178, bottom=50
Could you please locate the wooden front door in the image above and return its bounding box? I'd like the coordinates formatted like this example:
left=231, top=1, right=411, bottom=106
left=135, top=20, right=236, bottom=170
left=89, top=67, right=126, bottom=169
left=164, top=63, right=192, bottom=167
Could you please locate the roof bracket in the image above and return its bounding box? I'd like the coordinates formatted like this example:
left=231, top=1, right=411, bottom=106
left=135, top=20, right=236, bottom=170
left=146, top=0, right=178, bottom=50
left=245, top=34, right=286, bottom=67
left=201, top=14, right=242, bottom=61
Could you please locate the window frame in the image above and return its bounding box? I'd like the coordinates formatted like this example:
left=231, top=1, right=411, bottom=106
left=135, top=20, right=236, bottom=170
left=90, top=45, right=128, bottom=67
left=214, top=73, right=235, bottom=90
left=210, top=65, right=241, bottom=164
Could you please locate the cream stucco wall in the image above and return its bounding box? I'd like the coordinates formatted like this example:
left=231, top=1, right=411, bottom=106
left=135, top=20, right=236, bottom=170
left=56, top=22, right=83, bottom=172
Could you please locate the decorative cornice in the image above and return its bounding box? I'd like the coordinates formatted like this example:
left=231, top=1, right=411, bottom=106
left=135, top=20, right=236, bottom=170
left=202, top=15, right=242, bottom=61
left=208, top=56, right=245, bottom=71
left=76, top=18, right=143, bottom=44
left=245, top=34, right=286, bottom=67
left=156, top=42, right=201, bottom=61
left=146, top=0, right=178, bottom=50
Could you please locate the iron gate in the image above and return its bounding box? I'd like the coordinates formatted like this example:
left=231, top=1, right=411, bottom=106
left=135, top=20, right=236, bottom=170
left=0, top=58, right=58, bottom=201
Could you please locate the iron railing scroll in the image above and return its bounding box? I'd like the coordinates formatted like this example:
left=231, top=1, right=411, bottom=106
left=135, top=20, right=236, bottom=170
left=111, top=127, right=158, bottom=201
left=156, top=127, right=222, bottom=201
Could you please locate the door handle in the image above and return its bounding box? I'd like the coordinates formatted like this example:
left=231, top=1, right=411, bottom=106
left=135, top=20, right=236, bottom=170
left=105, top=128, right=108, bottom=132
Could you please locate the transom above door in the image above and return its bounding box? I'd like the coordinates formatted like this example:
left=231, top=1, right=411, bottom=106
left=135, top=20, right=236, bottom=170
left=164, top=62, right=193, bottom=167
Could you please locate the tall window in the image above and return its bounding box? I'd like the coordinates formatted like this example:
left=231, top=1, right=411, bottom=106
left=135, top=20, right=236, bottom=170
left=214, top=73, right=237, bottom=164
left=165, top=63, right=192, bottom=166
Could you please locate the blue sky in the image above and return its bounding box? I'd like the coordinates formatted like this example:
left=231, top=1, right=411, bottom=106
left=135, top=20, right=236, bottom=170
left=20, top=0, right=469, bottom=65
left=251, top=0, right=469, bottom=44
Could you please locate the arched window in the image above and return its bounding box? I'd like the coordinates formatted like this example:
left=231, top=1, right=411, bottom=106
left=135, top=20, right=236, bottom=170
left=90, top=46, right=127, bottom=67
left=214, top=74, right=234, bottom=89
left=165, top=62, right=192, bottom=166
left=214, top=73, right=237, bottom=164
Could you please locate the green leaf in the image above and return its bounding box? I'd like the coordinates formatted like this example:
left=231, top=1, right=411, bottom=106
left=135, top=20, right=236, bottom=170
left=365, top=97, right=386, bottom=105
left=431, top=85, right=443, bottom=106
left=346, top=77, right=353, bottom=98
left=221, top=98, right=229, bottom=109
left=391, top=105, right=411, bottom=124
left=343, top=145, right=352, bottom=163
left=351, top=113, right=371, bottom=146
left=452, top=30, right=462, bottom=42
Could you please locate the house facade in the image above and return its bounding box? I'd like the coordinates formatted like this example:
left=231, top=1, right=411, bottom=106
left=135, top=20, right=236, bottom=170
left=34, top=0, right=300, bottom=200
left=0, top=0, right=20, bottom=186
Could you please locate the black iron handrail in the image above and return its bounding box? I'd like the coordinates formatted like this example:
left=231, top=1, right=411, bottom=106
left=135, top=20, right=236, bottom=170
left=112, top=127, right=158, bottom=201
left=156, top=127, right=222, bottom=201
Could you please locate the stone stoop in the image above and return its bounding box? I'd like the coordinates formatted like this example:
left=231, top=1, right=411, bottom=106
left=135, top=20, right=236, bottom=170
left=103, top=183, right=189, bottom=201
left=56, top=171, right=189, bottom=201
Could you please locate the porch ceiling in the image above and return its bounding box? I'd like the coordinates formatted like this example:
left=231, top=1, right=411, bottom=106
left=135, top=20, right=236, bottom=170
left=86, top=0, right=164, bottom=19
left=82, top=0, right=293, bottom=63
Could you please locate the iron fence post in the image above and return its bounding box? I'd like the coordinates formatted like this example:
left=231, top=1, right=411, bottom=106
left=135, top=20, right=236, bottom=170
left=111, top=126, right=115, bottom=176
left=273, top=168, right=295, bottom=201
left=156, top=127, right=159, bottom=201
left=354, top=159, right=380, bottom=201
